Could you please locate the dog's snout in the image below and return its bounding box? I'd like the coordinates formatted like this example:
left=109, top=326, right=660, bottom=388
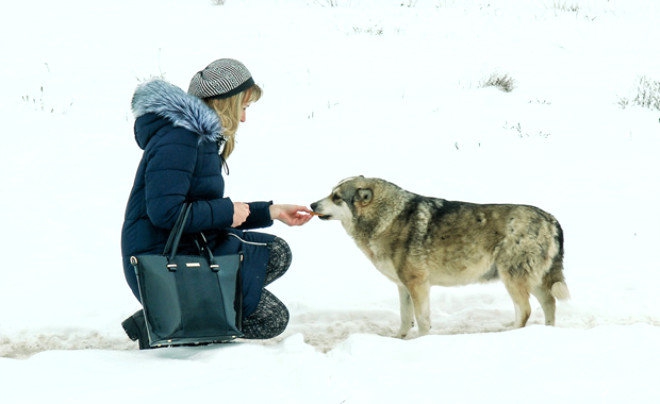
left=310, top=200, right=333, bottom=220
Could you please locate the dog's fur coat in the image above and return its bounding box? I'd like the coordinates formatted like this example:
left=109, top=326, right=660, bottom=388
left=311, top=176, right=570, bottom=337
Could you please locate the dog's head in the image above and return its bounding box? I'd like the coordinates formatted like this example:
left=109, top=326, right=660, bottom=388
left=310, top=176, right=376, bottom=225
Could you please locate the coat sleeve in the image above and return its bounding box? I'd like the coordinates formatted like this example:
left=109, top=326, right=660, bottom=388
left=236, top=201, right=274, bottom=230
left=144, top=127, right=234, bottom=232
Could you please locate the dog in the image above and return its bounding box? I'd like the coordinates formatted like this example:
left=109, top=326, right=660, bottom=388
left=311, top=176, right=570, bottom=338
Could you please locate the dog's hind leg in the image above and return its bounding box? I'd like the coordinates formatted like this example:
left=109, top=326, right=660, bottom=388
left=534, top=256, right=569, bottom=326
left=502, top=278, right=532, bottom=328
left=532, top=286, right=556, bottom=326
left=396, top=285, right=415, bottom=338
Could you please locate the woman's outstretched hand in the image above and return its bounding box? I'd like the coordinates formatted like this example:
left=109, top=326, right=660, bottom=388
left=269, top=204, right=314, bottom=226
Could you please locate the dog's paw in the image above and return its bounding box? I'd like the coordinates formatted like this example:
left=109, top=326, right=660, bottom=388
left=396, top=321, right=414, bottom=339
left=395, top=327, right=410, bottom=339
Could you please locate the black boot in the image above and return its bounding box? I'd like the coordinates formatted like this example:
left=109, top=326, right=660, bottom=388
left=121, top=310, right=151, bottom=350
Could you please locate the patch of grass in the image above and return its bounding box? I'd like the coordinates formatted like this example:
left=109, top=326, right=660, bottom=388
left=504, top=121, right=551, bottom=139
left=353, top=25, right=384, bottom=35
left=314, top=0, right=340, bottom=7
left=482, top=73, right=515, bottom=93
left=553, top=1, right=580, bottom=13
left=632, top=76, right=660, bottom=110
left=21, top=63, right=73, bottom=114
left=619, top=76, right=660, bottom=111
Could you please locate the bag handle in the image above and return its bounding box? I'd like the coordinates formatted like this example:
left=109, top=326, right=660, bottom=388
left=195, top=232, right=220, bottom=272
left=163, top=203, right=193, bottom=259
left=162, top=204, right=221, bottom=272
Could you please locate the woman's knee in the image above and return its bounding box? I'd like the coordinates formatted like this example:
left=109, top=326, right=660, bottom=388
left=264, top=237, right=292, bottom=285
left=270, top=237, right=292, bottom=268
left=241, top=289, right=289, bottom=339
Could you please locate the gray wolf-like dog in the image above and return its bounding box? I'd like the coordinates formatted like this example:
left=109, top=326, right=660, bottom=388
left=311, top=176, right=570, bottom=338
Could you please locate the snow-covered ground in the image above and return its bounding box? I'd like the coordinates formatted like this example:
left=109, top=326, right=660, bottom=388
left=1, top=0, right=659, bottom=402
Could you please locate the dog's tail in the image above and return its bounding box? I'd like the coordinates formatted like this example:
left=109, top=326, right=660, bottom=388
left=550, top=281, right=570, bottom=300
left=549, top=221, right=570, bottom=300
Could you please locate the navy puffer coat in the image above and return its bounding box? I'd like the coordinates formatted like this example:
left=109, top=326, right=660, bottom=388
left=121, top=79, right=274, bottom=317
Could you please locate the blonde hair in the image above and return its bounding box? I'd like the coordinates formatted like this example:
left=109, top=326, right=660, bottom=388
left=205, top=84, right=262, bottom=160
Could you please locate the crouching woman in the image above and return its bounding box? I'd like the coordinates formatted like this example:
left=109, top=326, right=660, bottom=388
left=120, top=59, right=312, bottom=349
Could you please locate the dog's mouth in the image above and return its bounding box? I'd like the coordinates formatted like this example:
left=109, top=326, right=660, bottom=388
left=310, top=203, right=332, bottom=220
left=311, top=211, right=331, bottom=220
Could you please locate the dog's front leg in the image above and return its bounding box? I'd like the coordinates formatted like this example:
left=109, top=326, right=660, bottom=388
left=407, top=281, right=431, bottom=336
left=396, top=285, right=415, bottom=338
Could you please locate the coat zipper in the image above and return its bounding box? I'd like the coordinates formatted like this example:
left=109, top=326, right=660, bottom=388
left=227, top=233, right=269, bottom=247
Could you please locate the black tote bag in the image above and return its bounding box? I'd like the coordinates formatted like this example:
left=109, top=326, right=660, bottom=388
left=130, top=203, right=243, bottom=347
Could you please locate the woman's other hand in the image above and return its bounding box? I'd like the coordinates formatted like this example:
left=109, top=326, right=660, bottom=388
left=269, top=204, right=314, bottom=226
left=232, top=202, right=251, bottom=227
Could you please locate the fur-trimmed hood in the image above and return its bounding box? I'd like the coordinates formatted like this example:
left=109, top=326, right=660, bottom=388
left=131, top=79, right=222, bottom=148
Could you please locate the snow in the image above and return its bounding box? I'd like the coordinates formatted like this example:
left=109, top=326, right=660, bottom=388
left=1, top=0, right=659, bottom=402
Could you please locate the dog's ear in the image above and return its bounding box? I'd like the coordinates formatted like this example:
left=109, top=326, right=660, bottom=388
left=354, top=188, right=373, bottom=205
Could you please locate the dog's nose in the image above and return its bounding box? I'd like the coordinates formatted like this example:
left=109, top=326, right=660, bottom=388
left=310, top=202, right=318, bottom=211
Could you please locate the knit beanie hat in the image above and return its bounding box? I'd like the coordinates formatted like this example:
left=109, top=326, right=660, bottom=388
left=188, top=58, right=255, bottom=99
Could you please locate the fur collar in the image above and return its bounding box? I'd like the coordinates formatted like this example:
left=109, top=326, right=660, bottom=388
left=131, top=79, right=221, bottom=143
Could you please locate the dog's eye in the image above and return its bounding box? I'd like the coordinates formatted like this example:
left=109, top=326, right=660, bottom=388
left=332, top=194, right=342, bottom=203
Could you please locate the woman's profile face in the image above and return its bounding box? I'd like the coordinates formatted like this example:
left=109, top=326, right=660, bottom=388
left=241, top=102, right=251, bottom=123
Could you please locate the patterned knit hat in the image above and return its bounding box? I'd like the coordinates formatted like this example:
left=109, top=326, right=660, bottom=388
left=188, top=58, right=255, bottom=99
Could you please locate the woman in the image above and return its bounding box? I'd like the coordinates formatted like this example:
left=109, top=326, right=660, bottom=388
left=121, top=58, right=313, bottom=349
